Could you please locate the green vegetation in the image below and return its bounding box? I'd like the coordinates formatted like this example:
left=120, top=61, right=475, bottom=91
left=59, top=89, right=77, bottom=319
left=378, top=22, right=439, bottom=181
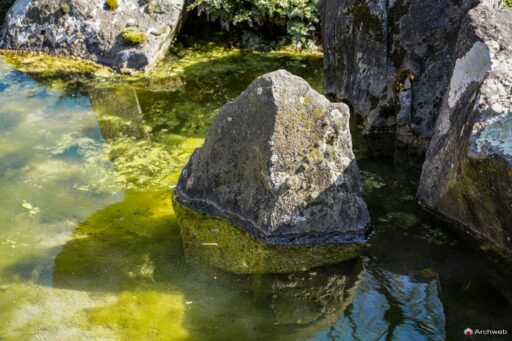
left=122, top=27, right=148, bottom=45
left=1, top=52, right=113, bottom=79
left=86, top=292, right=189, bottom=340
left=188, top=0, right=320, bottom=49
left=106, top=0, right=119, bottom=10
left=61, top=3, right=70, bottom=14
left=505, top=0, right=512, bottom=7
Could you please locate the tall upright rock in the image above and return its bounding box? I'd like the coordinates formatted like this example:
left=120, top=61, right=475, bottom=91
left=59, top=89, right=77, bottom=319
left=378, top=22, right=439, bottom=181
left=174, top=70, right=370, bottom=246
left=418, top=4, right=512, bottom=255
left=0, top=0, right=184, bottom=71
left=318, top=0, right=504, bottom=145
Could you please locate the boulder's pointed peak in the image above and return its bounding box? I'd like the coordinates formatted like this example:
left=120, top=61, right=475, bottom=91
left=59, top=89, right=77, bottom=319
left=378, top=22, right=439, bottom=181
left=175, top=70, right=369, bottom=246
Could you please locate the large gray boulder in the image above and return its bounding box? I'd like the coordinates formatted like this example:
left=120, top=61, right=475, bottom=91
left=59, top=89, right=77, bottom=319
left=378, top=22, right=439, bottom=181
left=0, top=0, right=184, bottom=71
left=418, top=4, right=512, bottom=255
left=318, top=0, right=504, bottom=145
left=174, top=70, right=370, bottom=245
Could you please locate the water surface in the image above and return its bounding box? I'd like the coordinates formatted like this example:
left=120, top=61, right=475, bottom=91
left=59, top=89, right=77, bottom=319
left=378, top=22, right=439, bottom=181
left=0, top=47, right=511, bottom=341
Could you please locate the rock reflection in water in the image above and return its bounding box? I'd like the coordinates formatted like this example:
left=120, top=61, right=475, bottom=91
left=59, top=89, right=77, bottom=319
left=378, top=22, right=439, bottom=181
left=187, top=257, right=362, bottom=334
left=90, top=86, right=148, bottom=140
left=310, top=259, right=445, bottom=341
left=269, top=262, right=358, bottom=326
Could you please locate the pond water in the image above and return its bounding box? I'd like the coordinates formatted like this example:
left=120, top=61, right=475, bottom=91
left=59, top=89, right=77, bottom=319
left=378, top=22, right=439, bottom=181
left=0, top=44, right=511, bottom=341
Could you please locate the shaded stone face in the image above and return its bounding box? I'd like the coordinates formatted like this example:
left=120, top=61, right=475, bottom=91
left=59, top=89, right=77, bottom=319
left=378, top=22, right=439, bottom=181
left=0, top=0, right=184, bottom=71
left=317, top=0, right=504, bottom=145
left=418, top=5, right=512, bottom=256
left=175, top=70, right=370, bottom=245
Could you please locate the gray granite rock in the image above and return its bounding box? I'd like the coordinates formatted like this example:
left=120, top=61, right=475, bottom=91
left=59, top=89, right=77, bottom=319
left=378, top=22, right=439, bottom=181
left=318, top=0, right=504, bottom=145
left=418, top=4, right=512, bottom=255
left=0, top=0, right=184, bottom=71
left=174, top=70, right=370, bottom=245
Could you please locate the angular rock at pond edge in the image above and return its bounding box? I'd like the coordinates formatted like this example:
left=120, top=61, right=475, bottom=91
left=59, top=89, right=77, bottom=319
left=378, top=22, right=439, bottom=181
left=0, top=0, right=184, bottom=71
left=174, top=70, right=370, bottom=245
left=318, top=0, right=504, bottom=145
left=418, top=4, right=512, bottom=255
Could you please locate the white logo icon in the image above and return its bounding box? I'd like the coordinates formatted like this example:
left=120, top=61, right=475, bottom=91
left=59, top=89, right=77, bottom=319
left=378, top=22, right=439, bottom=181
left=464, top=328, right=473, bottom=337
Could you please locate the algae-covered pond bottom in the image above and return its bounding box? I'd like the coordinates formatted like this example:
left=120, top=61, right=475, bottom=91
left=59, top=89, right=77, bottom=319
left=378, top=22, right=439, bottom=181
left=0, top=46, right=511, bottom=341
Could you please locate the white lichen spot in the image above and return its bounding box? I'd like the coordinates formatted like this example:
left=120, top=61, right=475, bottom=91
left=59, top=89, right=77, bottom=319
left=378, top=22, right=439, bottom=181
left=448, top=42, right=491, bottom=108
left=472, top=114, right=512, bottom=158
left=328, top=109, right=344, bottom=124
left=257, top=87, right=263, bottom=95
left=485, top=40, right=500, bottom=54
left=227, top=117, right=232, bottom=122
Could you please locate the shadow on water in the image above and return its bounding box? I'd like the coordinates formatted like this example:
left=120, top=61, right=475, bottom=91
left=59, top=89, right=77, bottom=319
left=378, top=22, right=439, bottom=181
left=48, top=189, right=361, bottom=340
left=48, top=188, right=451, bottom=340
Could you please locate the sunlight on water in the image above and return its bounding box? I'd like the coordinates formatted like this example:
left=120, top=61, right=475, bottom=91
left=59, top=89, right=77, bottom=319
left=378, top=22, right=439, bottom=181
left=0, top=46, right=511, bottom=341
left=0, top=58, right=124, bottom=339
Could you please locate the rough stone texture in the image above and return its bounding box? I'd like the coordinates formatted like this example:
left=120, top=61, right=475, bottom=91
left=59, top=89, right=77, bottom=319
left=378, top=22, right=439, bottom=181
left=418, top=4, right=512, bottom=255
left=0, top=0, right=184, bottom=71
left=175, top=70, right=370, bottom=245
left=318, top=0, right=504, bottom=145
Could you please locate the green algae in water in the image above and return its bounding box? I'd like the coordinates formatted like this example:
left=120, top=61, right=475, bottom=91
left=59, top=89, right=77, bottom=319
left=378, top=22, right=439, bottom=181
left=85, top=291, right=188, bottom=341
left=173, top=199, right=365, bottom=275
left=53, top=190, right=181, bottom=291
left=1, top=51, right=113, bottom=79
left=1, top=41, right=512, bottom=341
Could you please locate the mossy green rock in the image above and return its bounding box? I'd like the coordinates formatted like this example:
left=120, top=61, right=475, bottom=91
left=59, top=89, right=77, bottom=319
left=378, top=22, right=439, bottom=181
left=122, top=28, right=147, bottom=45
left=0, top=0, right=184, bottom=71
left=173, top=199, right=365, bottom=274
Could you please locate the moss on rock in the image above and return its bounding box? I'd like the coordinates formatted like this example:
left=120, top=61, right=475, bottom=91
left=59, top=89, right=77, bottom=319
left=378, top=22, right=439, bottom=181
left=0, top=51, right=113, bottom=78
left=173, top=197, right=366, bottom=274
left=122, top=28, right=148, bottom=46
left=106, top=0, right=119, bottom=10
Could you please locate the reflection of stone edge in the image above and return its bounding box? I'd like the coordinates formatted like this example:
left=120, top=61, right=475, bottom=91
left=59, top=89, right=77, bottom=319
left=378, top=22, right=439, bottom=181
left=172, top=194, right=367, bottom=274
left=418, top=199, right=512, bottom=278
left=173, top=189, right=370, bottom=246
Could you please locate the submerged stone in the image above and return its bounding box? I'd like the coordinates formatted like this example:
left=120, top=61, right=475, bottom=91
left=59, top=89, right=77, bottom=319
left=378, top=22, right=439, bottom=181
left=0, top=0, right=184, bottom=71
left=418, top=4, right=512, bottom=256
left=174, top=199, right=366, bottom=274
left=174, top=69, right=370, bottom=248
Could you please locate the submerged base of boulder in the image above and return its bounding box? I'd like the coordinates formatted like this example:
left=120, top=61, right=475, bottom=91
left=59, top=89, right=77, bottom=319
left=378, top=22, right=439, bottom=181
left=173, top=199, right=366, bottom=274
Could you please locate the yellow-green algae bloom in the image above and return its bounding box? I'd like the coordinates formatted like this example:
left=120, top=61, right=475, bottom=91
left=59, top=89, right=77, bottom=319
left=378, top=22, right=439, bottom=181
left=1, top=51, right=113, bottom=78
left=173, top=198, right=366, bottom=274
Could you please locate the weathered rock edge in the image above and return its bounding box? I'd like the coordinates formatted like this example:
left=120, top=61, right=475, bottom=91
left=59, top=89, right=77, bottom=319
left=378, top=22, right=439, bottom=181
left=318, top=0, right=505, bottom=145
left=0, top=0, right=184, bottom=71
left=418, top=4, right=512, bottom=255
left=174, top=70, right=370, bottom=245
